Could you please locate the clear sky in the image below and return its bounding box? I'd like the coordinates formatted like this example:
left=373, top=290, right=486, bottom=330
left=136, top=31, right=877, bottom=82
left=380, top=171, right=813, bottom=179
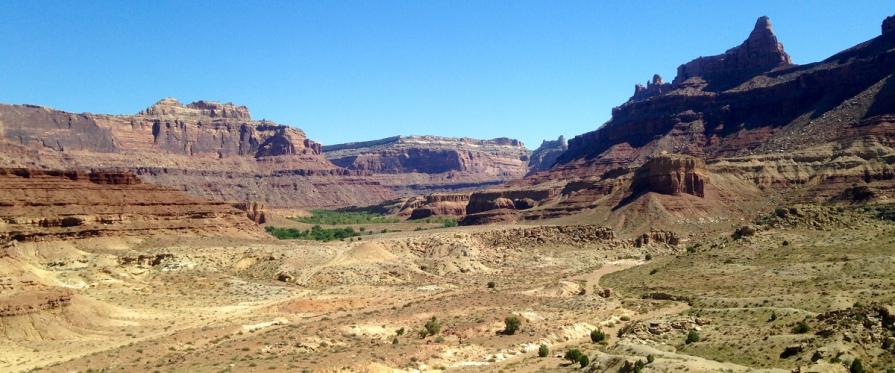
left=1, top=1, right=892, bottom=148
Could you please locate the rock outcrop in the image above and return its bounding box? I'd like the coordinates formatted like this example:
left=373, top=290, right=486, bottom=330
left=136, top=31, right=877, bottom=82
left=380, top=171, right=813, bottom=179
left=234, top=201, right=268, bottom=224
left=0, top=168, right=260, bottom=241
left=528, top=136, right=568, bottom=173
left=408, top=193, right=470, bottom=219
left=630, top=155, right=706, bottom=198
left=673, top=16, right=792, bottom=91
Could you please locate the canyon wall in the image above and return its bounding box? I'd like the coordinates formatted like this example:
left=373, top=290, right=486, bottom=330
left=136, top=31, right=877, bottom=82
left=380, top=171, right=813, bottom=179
left=460, top=15, right=895, bottom=230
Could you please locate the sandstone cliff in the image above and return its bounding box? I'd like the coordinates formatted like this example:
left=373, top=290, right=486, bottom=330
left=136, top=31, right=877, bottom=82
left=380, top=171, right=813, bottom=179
left=321, top=135, right=531, bottom=196
left=461, top=15, right=895, bottom=233
left=324, top=135, right=529, bottom=176
left=0, top=99, right=537, bottom=208
left=0, top=168, right=259, bottom=241
left=528, top=136, right=568, bottom=173
left=557, top=15, right=895, bottom=169
left=0, top=99, right=395, bottom=208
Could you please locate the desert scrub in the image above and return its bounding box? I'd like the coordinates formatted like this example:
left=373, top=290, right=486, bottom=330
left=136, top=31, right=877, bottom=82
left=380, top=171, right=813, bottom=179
left=563, top=348, right=583, bottom=363
left=290, top=210, right=399, bottom=225
left=791, top=321, right=810, bottom=334
left=537, top=344, right=549, bottom=357
left=423, top=317, right=441, bottom=336
left=503, top=316, right=521, bottom=335
left=849, top=358, right=864, bottom=373
left=265, top=225, right=359, bottom=241
left=590, top=329, right=606, bottom=343
left=578, top=354, right=589, bottom=368
left=685, top=330, right=700, bottom=344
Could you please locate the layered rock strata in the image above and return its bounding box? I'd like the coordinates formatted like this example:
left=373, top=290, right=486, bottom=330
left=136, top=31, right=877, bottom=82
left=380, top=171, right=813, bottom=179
left=0, top=168, right=259, bottom=241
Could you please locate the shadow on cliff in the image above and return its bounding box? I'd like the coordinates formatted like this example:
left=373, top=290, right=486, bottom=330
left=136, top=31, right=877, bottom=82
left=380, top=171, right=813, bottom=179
left=865, top=74, right=895, bottom=119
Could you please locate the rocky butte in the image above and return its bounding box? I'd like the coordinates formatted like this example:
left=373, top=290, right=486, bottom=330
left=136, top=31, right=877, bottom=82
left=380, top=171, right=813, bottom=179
left=457, top=15, right=895, bottom=232
left=527, top=135, right=568, bottom=173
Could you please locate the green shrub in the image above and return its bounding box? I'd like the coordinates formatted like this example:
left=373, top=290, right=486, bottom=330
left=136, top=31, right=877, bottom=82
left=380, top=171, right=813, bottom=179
left=563, top=348, right=583, bottom=362
left=504, top=316, right=521, bottom=335
left=424, top=317, right=441, bottom=336
left=487, top=281, right=496, bottom=289
left=732, top=225, right=757, bottom=240
left=649, top=268, right=659, bottom=275
left=590, top=329, right=606, bottom=343
left=646, top=354, right=655, bottom=364
left=537, top=344, right=549, bottom=358
left=395, top=327, right=405, bottom=336
left=850, top=358, right=865, bottom=373
left=442, top=218, right=458, bottom=228
left=792, top=321, right=810, bottom=334
left=768, top=311, right=777, bottom=322
left=578, top=354, right=589, bottom=368
left=686, top=330, right=700, bottom=344
left=644, top=253, right=652, bottom=261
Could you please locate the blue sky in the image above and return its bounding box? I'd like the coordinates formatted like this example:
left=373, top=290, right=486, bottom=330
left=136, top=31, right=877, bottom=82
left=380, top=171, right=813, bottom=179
left=1, top=1, right=892, bottom=148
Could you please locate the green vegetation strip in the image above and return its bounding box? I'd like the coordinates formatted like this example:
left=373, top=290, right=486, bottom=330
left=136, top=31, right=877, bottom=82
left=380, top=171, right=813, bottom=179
left=289, top=210, right=400, bottom=225
left=265, top=225, right=360, bottom=241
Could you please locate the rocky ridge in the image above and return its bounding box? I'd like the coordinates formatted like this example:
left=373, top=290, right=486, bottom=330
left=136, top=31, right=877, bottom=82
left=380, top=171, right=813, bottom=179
left=456, top=15, right=895, bottom=232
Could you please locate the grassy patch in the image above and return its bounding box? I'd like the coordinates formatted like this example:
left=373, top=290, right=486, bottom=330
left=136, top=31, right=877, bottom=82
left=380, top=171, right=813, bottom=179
left=290, top=210, right=400, bottom=225
left=265, top=225, right=360, bottom=241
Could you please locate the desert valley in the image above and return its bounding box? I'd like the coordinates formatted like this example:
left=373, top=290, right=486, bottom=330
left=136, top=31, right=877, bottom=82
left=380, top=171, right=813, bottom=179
left=1, top=10, right=894, bottom=373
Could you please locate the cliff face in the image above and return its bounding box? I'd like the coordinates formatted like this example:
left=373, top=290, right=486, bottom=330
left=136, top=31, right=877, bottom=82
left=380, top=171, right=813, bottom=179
left=557, top=15, right=895, bottom=170
left=324, top=135, right=530, bottom=176
left=528, top=136, right=568, bottom=173
left=0, top=99, right=537, bottom=208
left=0, top=99, right=395, bottom=208
left=319, top=135, right=531, bottom=195
left=0, top=168, right=259, bottom=241
left=630, top=155, right=706, bottom=198
left=461, top=15, right=895, bottom=232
